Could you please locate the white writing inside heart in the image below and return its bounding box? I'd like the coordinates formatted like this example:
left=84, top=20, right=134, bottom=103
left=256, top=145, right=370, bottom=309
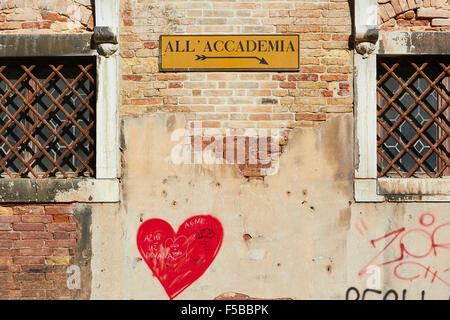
left=143, top=234, right=189, bottom=261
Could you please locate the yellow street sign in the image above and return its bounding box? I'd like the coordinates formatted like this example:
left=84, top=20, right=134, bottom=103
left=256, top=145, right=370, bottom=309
left=159, top=35, right=299, bottom=71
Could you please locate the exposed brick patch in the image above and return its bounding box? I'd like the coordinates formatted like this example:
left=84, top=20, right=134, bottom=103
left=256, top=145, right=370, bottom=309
left=0, top=1, right=94, bottom=33
left=0, top=204, right=83, bottom=300
left=295, top=113, right=327, bottom=121
left=215, top=292, right=292, bottom=300
left=432, top=18, right=450, bottom=26
left=379, top=0, right=450, bottom=31
left=179, top=129, right=290, bottom=177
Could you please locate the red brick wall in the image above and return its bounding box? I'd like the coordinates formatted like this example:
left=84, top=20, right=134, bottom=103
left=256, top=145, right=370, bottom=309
left=0, top=0, right=94, bottom=33
left=119, top=0, right=353, bottom=177
left=119, top=0, right=353, bottom=128
left=379, top=0, right=450, bottom=31
left=0, top=205, right=82, bottom=299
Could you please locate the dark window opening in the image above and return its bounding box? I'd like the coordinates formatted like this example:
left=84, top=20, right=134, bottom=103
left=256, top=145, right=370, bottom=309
left=0, top=57, right=96, bottom=178
left=377, top=55, right=449, bottom=178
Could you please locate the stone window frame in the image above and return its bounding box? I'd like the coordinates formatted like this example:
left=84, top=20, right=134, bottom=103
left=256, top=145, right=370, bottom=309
left=354, top=0, right=450, bottom=202
left=0, top=0, right=120, bottom=203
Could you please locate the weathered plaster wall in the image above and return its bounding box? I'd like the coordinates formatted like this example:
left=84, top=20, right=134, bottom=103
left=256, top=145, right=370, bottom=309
left=87, top=112, right=450, bottom=300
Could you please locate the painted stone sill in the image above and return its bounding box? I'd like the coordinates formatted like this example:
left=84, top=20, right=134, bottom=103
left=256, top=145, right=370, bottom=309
left=354, top=178, right=450, bottom=202
left=0, top=178, right=119, bottom=203
left=378, top=177, right=450, bottom=202
left=377, top=31, right=450, bottom=55
left=0, top=34, right=95, bottom=57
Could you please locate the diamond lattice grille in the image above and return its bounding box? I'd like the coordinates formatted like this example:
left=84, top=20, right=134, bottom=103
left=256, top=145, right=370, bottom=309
left=0, top=57, right=96, bottom=178
left=377, top=56, right=449, bottom=178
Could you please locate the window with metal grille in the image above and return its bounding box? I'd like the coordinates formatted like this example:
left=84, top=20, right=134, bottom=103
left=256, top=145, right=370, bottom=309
left=377, top=56, right=449, bottom=178
left=0, top=57, right=96, bottom=178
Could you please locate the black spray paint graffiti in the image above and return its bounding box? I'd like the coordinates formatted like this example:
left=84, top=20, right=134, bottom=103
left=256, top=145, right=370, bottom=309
left=345, top=287, right=450, bottom=300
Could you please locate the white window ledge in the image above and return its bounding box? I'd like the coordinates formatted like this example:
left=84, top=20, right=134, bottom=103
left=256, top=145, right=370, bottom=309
left=355, top=178, right=450, bottom=202
left=378, top=178, right=450, bottom=195
left=378, top=178, right=450, bottom=201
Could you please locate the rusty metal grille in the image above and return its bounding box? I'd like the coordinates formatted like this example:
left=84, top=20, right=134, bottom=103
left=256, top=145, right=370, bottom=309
left=377, top=56, right=449, bottom=178
left=0, top=57, right=96, bottom=178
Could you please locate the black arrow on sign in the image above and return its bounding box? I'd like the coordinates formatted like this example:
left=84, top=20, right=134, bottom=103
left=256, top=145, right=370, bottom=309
left=195, top=54, right=268, bottom=65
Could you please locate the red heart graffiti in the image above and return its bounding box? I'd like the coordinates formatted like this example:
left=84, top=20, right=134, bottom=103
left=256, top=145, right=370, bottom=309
left=137, top=215, right=223, bottom=299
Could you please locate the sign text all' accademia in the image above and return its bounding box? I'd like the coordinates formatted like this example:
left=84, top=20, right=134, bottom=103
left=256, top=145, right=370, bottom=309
left=160, top=34, right=300, bottom=72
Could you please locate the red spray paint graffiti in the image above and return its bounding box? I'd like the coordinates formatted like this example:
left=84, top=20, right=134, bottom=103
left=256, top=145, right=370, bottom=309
left=137, top=215, right=223, bottom=300
left=358, top=213, right=450, bottom=287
